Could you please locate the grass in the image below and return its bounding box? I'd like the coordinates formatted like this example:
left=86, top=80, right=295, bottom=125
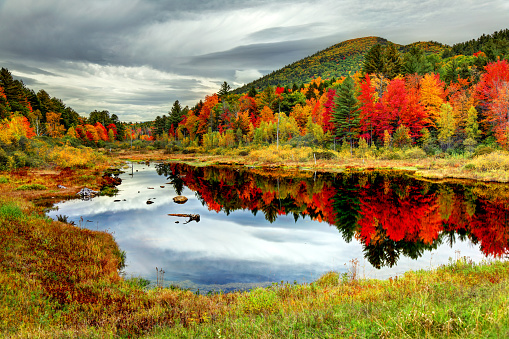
left=1, top=145, right=509, bottom=337
left=115, top=146, right=509, bottom=183
left=145, top=258, right=509, bottom=339
left=15, top=183, right=48, bottom=190
left=1, top=192, right=508, bottom=338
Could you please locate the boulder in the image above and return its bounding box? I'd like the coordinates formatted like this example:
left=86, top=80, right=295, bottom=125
left=76, top=187, right=99, bottom=199
left=173, top=196, right=188, bottom=204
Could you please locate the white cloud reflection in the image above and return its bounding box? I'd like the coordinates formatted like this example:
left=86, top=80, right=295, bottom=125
left=46, top=162, right=490, bottom=291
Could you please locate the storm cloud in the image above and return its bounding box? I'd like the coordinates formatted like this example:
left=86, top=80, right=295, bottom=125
left=0, top=0, right=507, bottom=121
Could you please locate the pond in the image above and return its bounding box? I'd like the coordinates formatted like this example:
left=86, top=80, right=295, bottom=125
left=47, top=162, right=509, bottom=293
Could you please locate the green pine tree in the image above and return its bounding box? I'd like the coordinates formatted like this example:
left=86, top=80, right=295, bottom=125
left=362, top=44, right=384, bottom=75
left=331, top=76, right=359, bottom=152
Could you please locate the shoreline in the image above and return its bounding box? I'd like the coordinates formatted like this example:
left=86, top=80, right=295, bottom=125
left=114, top=149, right=509, bottom=184
left=1, top=150, right=509, bottom=337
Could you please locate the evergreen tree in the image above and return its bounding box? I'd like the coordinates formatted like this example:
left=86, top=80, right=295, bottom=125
left=218, top=81, right=231, bottom=99
left=248, top=86, right=257, bottom=98
left=169, top=100, right=183, bottom=129
left=363, top=43, right=403, bottom=80
left=362, top=44, right=384, bottom=75
left=383, top=43, right=403, bottom=80
left=402, top=45, right=432, bottom=75
left=331, top=76, right=359, bottom=151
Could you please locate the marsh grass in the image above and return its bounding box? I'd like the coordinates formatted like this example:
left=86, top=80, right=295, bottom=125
left=2, top=147, right=509, bottom=338
left=15, top=183, right=47, bottom=190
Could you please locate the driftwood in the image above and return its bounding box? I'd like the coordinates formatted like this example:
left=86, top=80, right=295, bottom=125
left=168, top=213, right=200, bottom=224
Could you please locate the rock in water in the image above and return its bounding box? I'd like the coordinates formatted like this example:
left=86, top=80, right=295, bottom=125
left=76, top=187, right=99, bottom=199
left=173, top=196, right=188, bottom=204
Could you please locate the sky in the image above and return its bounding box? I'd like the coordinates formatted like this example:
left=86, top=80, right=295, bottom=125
left=0, top=0, right=508, bottom=122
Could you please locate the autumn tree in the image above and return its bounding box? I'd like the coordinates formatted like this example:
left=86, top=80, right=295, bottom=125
left=45, top=112, right=66, bottom=138
left=475, top=60, right=509, bottom=147
left=463, top=106, right=481, bottom=151
left=420, top=73, right=446, bottom=126
left=0, top=114, right=35, bottom=145
left=437, top=103, right=456, bottom=150
left=196, top=94, right=219, bottom=135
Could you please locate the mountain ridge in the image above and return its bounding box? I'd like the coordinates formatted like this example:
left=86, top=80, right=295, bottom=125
left=233, top=36, right=448, bottom=93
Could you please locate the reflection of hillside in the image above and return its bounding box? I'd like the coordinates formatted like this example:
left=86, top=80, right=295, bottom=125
left=155, top=163, right=509, bottom=268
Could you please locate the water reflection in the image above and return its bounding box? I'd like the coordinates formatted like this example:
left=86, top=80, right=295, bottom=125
left=157, top=163, right=509, bottom=269
left=47, top=162, right=508, bottom=292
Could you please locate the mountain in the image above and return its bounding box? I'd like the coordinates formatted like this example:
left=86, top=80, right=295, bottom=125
left=233, top=36, right=447, bottom=93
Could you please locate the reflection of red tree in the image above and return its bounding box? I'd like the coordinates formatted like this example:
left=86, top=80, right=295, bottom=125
left=357, top=182, right=442, bottom=245
left=470, top=201, right=509, bottom=257
left=167, top=164, right=509, bottom=258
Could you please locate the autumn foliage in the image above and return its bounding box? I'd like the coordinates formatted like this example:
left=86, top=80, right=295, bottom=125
left=157, top=163, right=509, bottom=268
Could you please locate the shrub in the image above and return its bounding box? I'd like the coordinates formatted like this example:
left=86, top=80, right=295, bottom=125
left=0, top=176, right=8, bottom=183
left=313, top=150, right=336, bottom=160
left=464, top=151, right=509, bottom=171
left=393, top=125, right=412, bottom=149
left=403, top=147, right=427, bottom=159
left=0, top=148, right=9, bottom=170
left=15, top=184, right=47, bottom=191
left=164, top=143, right=181, bottom=154
left=473, top=145, right=496, bottom=157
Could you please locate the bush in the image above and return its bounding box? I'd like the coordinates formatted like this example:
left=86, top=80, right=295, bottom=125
left=0, top=148, right=9, bottom=170
left=403, top=147, right=427, bottom=159
left=313, top=150, right=336, bottom=160
left=15, top=184, right=47, bottom=191
left=473, top=145, right=496, bottom=157
left=464, top=151, right=509, bottom=171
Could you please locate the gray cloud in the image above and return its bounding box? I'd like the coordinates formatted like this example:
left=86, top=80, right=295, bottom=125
left=1, top=0, right=508, bottom=121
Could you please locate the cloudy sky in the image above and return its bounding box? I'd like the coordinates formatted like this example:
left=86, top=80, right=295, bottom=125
left=1, top=0, right=508, bottom=122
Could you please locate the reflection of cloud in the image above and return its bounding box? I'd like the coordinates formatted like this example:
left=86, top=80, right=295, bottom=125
left=48, top=162, right=490, bottom=291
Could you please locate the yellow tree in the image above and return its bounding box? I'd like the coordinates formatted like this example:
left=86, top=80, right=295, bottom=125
left=437, top=103, right=456, bottom=150
left=420, top=73, right=446, bottom=126
left=66, top=126, right=77, bottom=138
left=46, top=112, right=66, bottom=138
left=259, top=106, right=274, bottom=123
left=0, top=114, right=35, bottom=145
left=289, top=103, right=312, bottom=134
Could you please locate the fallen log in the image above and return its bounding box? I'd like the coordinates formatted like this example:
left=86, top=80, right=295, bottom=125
left=168, top=213, right=200, bottom=224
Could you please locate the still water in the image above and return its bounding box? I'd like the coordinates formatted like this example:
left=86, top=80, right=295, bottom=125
left=47, top=162, right=508, bottom=292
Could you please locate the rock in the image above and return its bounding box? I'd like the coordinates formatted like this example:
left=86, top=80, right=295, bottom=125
left=76, top=187, right=99, bottom=199
left=57, top=184, right=67, bottom=189
left=173, top=196, right=188, bottom=204
left=160, top=186, right=165, bottom=188
left=146, top=200, right=154, bottom=204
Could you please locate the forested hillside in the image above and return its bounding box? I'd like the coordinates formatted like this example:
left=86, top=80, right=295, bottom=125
left=233, top=37, right=447, bottom=93
left=2, top=29, right=509, bottom=170
left=449, top=28, right=509, bottom=57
